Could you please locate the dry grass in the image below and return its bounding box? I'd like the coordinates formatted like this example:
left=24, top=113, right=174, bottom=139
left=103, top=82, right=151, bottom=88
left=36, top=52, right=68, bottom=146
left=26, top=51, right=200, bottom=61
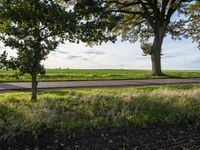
left=1, top=84, right=200, bottom=136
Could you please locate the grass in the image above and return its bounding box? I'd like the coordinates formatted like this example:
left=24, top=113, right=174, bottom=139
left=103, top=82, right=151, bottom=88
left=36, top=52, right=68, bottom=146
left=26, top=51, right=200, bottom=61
left=1, top=84, right=200, bottom=136
left=0, top=69, right=199, bottom=82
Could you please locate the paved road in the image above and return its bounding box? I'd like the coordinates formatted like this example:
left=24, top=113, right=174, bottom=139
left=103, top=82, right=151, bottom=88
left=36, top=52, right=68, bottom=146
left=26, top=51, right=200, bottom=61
left=0, top=78, right=200, bottom=92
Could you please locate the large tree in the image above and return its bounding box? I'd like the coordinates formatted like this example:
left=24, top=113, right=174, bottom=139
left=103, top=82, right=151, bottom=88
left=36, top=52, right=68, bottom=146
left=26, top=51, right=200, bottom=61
left=0, top=0, right=77, bottom=102
left=73, top=0, right=199, bottom=76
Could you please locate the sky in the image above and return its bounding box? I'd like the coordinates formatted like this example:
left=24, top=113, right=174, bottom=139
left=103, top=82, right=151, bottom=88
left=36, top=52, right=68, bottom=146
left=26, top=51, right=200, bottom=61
left=0, top=37, right=199, bottom=70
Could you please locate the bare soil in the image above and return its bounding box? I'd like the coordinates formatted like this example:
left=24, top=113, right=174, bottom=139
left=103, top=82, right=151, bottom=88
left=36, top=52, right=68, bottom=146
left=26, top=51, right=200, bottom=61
left=1, top=122, right=200, bottom=150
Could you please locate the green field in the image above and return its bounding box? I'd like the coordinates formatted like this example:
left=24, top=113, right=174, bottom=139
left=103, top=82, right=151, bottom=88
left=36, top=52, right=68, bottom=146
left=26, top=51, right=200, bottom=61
left=0, top=69, right=200, bottom=82
left=1, top=84, right=200, bottom=136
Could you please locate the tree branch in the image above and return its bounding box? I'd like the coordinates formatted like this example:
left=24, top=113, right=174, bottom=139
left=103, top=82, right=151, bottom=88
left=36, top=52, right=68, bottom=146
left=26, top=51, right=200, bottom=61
left=161, top=0, right=170, bottom=18
left=111, top=9, right=144, bottom=16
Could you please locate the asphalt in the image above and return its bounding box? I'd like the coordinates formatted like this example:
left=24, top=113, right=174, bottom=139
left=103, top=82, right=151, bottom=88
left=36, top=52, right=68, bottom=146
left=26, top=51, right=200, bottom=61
left=0, top=78, right=200, bottom=92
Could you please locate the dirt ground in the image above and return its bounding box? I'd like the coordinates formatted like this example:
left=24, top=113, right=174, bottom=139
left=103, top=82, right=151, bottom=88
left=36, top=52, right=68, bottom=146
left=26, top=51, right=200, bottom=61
left=1, top=122, right=200, bottom=150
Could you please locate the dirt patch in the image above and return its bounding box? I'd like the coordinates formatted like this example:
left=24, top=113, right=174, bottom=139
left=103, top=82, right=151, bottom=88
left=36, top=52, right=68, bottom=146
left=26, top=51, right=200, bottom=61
left=1, top=122, right=200, bottom=150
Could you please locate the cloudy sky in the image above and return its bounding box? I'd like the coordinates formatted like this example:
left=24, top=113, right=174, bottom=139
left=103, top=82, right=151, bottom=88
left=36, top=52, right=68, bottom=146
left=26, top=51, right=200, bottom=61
left=0, top=37, right=199, bottom=70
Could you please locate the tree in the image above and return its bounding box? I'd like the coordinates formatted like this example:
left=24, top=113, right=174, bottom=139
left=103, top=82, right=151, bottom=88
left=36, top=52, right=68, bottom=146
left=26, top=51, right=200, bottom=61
left=72, top=0, right=199, bottom=76
left=0, top=0, right=119, bottom=102
left=0, top=0, right=77, bottom=102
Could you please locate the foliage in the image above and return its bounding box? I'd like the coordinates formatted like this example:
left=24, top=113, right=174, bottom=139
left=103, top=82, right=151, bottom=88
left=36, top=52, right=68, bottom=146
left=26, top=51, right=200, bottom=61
left=104, top=0, right=199, bottom=52
left=72, top=0, right=121, bottom=46
left=0, top=0, right=76, bottom=76
left=0, top=51, right=19, bottom=70
left=0, top=51, right=8, bottom=69
left=188, top=1, right=200, bottom=48
left=1, top=84, right=200, bottom=135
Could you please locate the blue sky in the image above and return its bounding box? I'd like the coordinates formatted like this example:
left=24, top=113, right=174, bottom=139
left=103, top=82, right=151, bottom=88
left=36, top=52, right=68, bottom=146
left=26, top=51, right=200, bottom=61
left=0, top=37, right=199, bottom=70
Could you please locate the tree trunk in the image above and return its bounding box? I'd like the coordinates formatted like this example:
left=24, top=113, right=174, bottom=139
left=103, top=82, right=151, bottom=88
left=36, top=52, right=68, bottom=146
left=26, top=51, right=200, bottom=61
left=151, top=41, right=163, bottom=76
left=31, top=74, right=38, bottom=102
left=151, top=28, right=165, bottom=76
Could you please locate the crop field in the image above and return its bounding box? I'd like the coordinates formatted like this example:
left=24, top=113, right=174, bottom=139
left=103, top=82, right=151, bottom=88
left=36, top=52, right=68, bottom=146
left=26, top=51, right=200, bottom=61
left=0, top=69, right=200, bottom=82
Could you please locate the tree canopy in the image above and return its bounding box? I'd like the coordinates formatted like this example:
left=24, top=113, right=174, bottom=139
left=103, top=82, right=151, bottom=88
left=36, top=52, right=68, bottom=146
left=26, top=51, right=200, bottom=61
left=108, top=0, right=199, bottom=45
left=0, top=0, right=78, bottom=101
left=0, top=0, right=77, bottom=74
left=188, top=1, right=200, bottom=48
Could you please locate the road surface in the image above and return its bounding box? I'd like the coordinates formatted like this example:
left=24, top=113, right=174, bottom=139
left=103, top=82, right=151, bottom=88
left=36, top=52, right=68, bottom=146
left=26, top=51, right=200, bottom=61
left=0, top=78, right=200, bottom=92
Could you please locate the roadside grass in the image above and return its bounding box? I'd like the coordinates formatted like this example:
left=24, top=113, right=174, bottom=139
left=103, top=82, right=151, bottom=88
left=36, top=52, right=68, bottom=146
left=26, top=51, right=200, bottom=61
left=1, top=84, right=200, bottom=136
left=0, top=69, right=199, bottom=82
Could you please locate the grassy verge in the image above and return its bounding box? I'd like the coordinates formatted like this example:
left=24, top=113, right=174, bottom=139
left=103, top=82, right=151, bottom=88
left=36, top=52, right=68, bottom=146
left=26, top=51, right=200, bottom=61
left=1, top=84, right=200, bottom=136
left=0, top=69, right=199, bottom=82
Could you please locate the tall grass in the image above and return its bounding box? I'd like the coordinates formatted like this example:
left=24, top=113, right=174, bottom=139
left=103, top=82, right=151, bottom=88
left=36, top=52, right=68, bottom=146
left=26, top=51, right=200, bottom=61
left=1, top=84, right=200, bottom=136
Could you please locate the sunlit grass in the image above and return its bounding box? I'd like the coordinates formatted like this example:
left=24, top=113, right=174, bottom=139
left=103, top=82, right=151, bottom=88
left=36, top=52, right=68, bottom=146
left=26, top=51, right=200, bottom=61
left=1, top=84, right=200, bottom=136
left=0, top=69, right=199, bottom=82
